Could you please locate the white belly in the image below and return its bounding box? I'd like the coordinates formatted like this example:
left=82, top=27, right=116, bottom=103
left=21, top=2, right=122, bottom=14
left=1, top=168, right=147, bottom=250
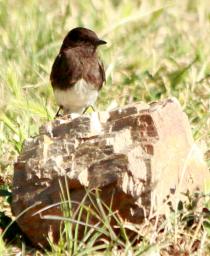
left=54, top=79, right=98, bottom=114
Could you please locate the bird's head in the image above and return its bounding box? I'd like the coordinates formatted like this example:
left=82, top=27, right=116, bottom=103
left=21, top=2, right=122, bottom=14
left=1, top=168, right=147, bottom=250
left=60, top=27, right=106, bottom=52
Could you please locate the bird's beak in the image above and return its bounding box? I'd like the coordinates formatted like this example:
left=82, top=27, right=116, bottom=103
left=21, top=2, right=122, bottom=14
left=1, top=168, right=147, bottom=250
left=96, top=39, right=107, bottom=45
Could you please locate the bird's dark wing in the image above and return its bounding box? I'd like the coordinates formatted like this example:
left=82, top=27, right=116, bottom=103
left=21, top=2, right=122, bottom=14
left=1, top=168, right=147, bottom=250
left=98, top=60, right=106, bottom=90
left=50, top=50, right=82, bottom=90
left=98, top=59, right=106, bottom=90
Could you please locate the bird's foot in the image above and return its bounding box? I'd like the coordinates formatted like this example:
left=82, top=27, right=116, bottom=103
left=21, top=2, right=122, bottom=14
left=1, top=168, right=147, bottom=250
left=54, top=106, right=63, bottom=119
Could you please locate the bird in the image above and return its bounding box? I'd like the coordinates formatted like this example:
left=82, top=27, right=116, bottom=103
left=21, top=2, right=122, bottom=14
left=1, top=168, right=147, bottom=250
left=50, top=27, right=107, bottom=116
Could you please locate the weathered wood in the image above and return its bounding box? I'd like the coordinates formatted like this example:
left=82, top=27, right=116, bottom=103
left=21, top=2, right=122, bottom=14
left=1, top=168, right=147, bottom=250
left=12, top=98, right=209, bottom=247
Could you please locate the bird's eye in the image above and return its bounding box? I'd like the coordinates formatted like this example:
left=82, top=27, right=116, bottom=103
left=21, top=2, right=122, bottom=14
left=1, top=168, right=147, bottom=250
left=80, top=38, right=89, bottom=44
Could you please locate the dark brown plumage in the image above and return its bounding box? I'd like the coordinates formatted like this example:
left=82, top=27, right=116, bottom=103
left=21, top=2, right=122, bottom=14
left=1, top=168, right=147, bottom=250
left=50, top=27, right=106, bottom=115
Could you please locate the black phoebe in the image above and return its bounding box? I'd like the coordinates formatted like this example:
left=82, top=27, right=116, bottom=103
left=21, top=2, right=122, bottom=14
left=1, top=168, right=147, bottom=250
left=50, top=27, right=107, bottom=115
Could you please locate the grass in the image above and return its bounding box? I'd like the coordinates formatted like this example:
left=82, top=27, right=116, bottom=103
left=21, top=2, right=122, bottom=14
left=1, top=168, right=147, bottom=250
left=0, top=0, right=209, bottom=254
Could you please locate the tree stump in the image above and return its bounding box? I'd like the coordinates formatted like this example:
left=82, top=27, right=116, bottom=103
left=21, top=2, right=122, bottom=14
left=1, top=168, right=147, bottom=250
left=12, top=98, right=209, bottom=247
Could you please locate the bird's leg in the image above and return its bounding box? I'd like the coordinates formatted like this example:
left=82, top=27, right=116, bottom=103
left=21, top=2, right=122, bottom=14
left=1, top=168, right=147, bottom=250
left=82, top=107, right=89, bottom=114
left=89, top=105, right=95, bottom=112
left=82, top=105, right=95, bottom=114
left=55, top=106, right=63, bottom=118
